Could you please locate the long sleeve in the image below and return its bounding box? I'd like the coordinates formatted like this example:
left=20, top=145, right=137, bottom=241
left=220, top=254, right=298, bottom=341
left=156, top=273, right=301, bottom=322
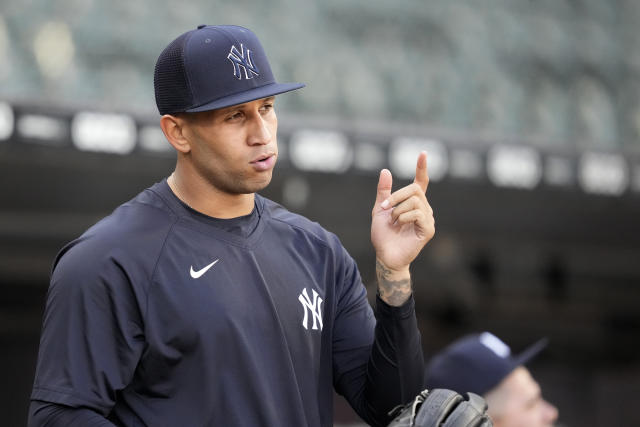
left=337, top=294, right=424, bottom=426
left=29, top=401, right=116, bottom=427
left=29, top=237, right=147, bottom=425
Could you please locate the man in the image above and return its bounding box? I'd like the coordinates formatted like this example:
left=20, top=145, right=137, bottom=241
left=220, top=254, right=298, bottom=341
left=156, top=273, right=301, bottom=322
left=424, top=332, right=559, bottom=427
left=29, top=25, right=434, bottom=426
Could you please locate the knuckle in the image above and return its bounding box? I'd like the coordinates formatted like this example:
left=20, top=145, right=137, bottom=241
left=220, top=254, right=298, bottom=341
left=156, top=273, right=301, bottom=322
left=407, top=195, right=421, bottom=208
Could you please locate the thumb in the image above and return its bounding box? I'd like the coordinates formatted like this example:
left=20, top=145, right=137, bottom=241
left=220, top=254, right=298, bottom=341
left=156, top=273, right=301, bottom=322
left=375, top=168, right=393, bottom=209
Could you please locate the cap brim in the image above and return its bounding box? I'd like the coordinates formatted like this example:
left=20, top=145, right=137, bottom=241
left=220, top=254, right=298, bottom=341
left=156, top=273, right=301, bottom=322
left=185, top=82, right=305, bottom=113
left=513, top=337, right=549, bottom=367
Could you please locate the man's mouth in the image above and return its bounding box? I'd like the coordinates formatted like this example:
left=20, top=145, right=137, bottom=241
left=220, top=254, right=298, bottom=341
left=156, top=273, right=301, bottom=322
left=250, top=153, right=277, bottom=171
left=251, top=153, right=273, bottom=164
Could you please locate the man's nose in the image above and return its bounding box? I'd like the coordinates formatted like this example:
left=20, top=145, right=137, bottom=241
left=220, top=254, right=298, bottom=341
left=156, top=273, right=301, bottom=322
left=542, top=399, right=559, bottom=423
left=247, top=115, right=271, bottom=145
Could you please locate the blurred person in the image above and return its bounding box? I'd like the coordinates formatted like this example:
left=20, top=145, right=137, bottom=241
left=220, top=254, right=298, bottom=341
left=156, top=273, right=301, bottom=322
left=424, top=332, right=559, bottom=427
left=28, top=25, right=434, bottom=426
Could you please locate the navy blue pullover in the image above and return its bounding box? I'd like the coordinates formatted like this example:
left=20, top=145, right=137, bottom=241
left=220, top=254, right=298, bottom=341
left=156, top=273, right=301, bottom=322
left=29, top=180, right=423, bottom=426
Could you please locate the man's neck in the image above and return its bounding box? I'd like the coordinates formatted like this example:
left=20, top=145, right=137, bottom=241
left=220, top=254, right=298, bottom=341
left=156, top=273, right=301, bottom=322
left=168, top=171, right=255, bottom=219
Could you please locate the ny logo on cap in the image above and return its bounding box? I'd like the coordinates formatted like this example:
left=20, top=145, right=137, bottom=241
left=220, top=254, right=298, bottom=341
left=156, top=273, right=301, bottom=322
left=227, top=44, right=260, bottom=80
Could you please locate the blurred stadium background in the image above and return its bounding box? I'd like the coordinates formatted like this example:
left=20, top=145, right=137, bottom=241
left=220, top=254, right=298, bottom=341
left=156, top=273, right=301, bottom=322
left=1, top=0, right=640, bottom=425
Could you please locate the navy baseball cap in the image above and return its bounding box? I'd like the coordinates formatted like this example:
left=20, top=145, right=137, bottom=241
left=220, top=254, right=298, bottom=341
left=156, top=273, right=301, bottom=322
left=154, top=25, right=305, bottom=115
left=424, top=332, right=548, bottom=395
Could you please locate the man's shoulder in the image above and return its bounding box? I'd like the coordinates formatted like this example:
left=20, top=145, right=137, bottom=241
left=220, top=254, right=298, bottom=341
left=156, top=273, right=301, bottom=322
left=89, top=186, right=177, bottom=240
left=54, top=185, right=177, bottom=271
left=259, top=195, right=339, bottom=248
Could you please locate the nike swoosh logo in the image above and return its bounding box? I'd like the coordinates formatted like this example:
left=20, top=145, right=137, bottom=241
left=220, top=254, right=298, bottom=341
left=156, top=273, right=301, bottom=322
left=190, top=259, right=219, bottom=279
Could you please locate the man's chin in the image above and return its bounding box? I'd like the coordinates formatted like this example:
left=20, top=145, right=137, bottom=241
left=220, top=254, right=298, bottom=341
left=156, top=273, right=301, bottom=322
left=237, top=175, right=273, bottom=195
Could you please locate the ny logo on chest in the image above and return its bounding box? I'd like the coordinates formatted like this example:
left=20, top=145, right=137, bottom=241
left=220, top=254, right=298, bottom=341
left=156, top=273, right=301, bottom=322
left=298, top=288, right=323, bottom=331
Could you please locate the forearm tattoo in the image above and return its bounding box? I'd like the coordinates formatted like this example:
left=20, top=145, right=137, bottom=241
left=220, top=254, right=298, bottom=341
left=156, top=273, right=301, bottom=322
left=376, top=259, right=411, bottom=306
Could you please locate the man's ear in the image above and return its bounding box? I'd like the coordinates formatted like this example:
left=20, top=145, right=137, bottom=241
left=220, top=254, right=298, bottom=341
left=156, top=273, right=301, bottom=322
left=160, top=114, right=191, bottom=154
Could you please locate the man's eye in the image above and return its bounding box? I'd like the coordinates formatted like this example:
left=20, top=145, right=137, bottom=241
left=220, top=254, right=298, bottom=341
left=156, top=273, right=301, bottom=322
left=227, top=112, right=243, bottom=121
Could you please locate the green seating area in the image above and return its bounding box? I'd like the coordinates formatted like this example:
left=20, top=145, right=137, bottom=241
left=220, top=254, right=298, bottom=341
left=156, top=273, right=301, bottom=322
left=1, top=0, right=639, bottom=150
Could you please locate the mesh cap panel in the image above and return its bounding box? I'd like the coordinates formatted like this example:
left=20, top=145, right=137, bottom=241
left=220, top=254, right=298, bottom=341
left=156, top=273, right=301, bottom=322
left=154, top=32, right=193, bottom=115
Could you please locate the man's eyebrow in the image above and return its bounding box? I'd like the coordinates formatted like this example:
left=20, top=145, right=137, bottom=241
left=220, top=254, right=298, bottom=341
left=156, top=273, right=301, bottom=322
left=219, top=104, right=242, bottom=113
left=219, top=97, right=275, bottom=112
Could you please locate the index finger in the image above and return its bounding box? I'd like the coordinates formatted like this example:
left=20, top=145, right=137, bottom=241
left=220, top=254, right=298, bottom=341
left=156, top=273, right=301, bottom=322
left=414, top=151, right=429, bottom=192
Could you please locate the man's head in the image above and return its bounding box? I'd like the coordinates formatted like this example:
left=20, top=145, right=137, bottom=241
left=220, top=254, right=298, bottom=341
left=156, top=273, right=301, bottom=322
left=424, top=332, right=558, bottom=427
left=484, top=366, right=558, bottom=427
left=154, top=25, right=304, bottom=196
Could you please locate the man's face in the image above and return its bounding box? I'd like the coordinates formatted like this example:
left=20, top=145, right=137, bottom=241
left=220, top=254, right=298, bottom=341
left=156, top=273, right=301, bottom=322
left=180, top=96, right=278, bottom=195
left=488, top=367, right=558, bottom=427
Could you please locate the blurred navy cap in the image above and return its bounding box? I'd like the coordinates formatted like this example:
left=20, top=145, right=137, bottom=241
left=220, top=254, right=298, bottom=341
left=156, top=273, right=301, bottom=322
left=424, top=332, right=548, bottom=395
left=154, top=25, right=304, bottom=115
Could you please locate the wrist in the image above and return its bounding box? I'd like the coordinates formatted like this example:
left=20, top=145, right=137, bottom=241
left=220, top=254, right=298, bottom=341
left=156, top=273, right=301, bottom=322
left=375, top=259, right=412, bottom=306
left=376, top=259, right=410, bottom=280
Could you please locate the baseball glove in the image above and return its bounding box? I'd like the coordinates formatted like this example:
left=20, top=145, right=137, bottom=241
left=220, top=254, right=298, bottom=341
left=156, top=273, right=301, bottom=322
left=386, top=389, right=492, bottom=427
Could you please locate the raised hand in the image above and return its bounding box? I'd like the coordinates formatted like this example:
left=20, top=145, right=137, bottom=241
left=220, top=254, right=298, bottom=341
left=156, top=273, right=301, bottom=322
left=370, top=151, right=435, bottom=305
